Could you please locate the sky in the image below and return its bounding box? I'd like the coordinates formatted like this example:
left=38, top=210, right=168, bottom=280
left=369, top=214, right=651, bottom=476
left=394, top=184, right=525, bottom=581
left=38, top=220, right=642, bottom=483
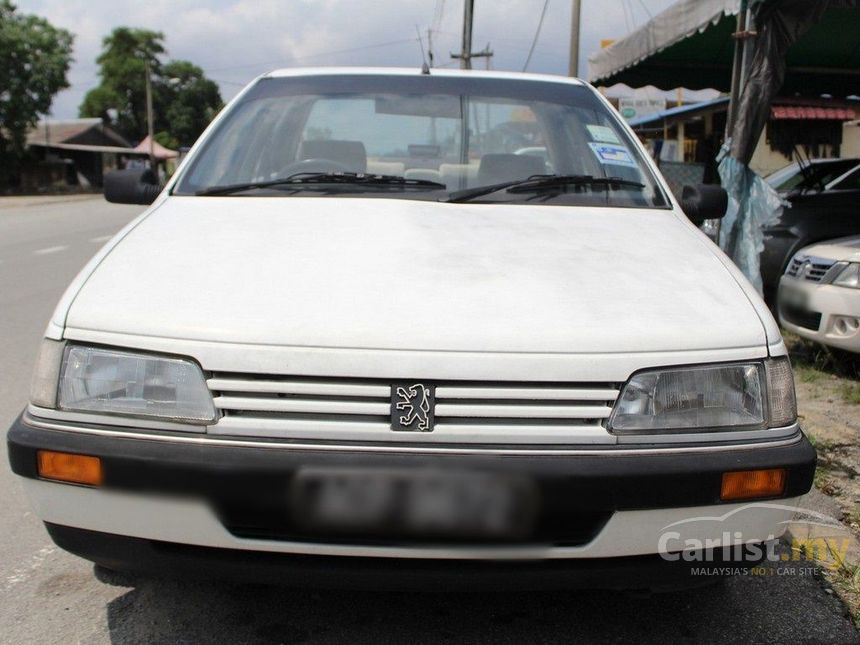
left=19, top=0, right=681, bottom=120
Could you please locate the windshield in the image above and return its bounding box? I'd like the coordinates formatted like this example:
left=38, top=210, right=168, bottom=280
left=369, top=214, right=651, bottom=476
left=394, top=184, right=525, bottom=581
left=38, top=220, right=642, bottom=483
left=174, top=74, right=668, bottom=208
left=765, top=159, right=860, bottom=192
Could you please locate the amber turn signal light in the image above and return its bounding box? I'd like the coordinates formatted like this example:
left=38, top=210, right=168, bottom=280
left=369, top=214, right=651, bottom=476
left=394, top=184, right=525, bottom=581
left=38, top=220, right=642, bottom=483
left=720, top=468, right=785, bottom=501
left=37, top=450, right=103, bottom=486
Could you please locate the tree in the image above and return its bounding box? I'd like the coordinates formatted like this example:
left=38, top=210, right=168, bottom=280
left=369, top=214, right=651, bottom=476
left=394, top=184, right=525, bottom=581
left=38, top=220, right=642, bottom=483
left=0, top=1, right=73, bottom=185
left=80, top=28, right=222, bottom=148
left=79, top=27, right=164, bottom=141
left=157, top=60, right=222, bottom=147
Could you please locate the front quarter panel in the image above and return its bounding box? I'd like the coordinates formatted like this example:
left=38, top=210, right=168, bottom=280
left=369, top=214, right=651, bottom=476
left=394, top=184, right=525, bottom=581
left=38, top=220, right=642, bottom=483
left=44, top=201, right=166, bottom=340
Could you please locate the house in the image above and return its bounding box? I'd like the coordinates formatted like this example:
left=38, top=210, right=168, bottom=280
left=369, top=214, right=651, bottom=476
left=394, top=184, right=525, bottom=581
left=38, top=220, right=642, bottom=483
left=25, top=118, right=148, bottom=188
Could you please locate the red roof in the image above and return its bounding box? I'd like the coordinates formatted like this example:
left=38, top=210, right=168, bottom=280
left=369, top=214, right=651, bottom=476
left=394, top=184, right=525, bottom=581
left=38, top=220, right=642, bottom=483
left=771, top=105, right=856, bottom=121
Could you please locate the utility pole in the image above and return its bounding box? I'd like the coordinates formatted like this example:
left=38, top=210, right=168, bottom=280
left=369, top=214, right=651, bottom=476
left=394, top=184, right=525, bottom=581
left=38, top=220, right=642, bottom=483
left=144, top=58, right=155, bottom=169
left=460, top=0, right=474, bottom=69
left=568, top=0, right=582, bottom=77
left=451, top=0, right=492, bottom=70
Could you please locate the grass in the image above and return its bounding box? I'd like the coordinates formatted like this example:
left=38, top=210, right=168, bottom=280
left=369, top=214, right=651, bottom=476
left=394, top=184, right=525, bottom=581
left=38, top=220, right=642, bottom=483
left=840, top=382, right=860, bottom=405
left=808, top=433, right=836, bottom=453
left=783, top=332, right=860, bottom=380
left=782, top=331, right=860, bottom=405
left=796, top=365, right=827, bottom=384
left=814, top=465, right=836, bottom=493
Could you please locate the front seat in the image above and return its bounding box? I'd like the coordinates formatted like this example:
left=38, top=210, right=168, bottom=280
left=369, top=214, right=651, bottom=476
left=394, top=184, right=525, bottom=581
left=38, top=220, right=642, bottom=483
left=299, top=139, right=367, bottom=173
left=478, top=153, right=546, bottom=186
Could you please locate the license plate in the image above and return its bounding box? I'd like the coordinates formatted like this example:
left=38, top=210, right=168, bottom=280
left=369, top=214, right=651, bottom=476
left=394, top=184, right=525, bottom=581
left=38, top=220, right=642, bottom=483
left=779, top=283, right=809, bottom=309
left=290, top=468, right=537, bottom=541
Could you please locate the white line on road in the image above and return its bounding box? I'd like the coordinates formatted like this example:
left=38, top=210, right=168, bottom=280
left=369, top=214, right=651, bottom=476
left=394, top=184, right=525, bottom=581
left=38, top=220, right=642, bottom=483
left=89, top=235, right=112, bottom=243
left=33, top=245, right=69, bottom=255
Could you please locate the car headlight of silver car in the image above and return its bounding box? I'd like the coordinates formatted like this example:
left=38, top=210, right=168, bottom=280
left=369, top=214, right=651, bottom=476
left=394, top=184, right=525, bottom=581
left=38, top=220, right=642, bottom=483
left=32, top=342, right=216, bottom=424
left=830, top=262, right=860, bottom=289
left=609, top=358, right=796, bottom=433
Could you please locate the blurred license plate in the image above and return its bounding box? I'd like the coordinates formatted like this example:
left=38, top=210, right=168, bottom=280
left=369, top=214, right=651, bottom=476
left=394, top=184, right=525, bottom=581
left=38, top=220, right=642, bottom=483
left=780, top=283, right=809, bottom=309
left=290, top=468, right=537, bottom=540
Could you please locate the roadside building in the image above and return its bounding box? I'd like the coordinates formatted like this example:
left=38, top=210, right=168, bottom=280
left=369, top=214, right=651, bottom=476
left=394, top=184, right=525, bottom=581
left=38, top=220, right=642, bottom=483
left=590, top=0, right=859, bottom=187
left=25, top=118, right=148, bottom=189
left=629, top=97, right=858, bottom=188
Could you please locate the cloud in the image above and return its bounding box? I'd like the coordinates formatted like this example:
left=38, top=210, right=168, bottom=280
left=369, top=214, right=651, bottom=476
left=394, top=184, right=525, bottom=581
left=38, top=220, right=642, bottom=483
left=19, top=0, right=678, bottom=119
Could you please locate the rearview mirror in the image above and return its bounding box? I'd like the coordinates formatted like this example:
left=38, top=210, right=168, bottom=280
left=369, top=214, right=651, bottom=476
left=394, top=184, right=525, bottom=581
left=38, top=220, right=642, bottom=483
left=681, top=184, right=728, bottom=226
left=104, top=168, right=161, bottom=205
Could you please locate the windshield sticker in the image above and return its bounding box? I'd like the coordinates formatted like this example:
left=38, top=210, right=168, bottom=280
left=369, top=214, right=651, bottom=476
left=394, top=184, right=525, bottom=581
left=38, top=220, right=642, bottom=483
left=586, top=125, right=621, bottom=144
left=587, top=142, right=637, bottom=168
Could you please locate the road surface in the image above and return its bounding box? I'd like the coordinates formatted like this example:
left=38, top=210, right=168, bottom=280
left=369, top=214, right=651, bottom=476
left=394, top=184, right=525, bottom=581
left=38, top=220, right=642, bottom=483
left=0, top=195, right=857, bottom=644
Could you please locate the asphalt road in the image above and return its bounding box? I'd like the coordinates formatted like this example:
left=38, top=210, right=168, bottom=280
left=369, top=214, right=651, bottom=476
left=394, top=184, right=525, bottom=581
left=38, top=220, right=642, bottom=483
left=0, top=195, right=858, bottom=644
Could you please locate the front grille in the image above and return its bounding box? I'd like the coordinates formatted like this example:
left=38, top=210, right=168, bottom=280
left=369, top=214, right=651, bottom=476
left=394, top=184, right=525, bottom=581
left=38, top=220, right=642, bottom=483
left=780, top=304, right=822, bottom=331
left=784, top=254, right=836, bottom=283
left=207, top=373, right=619, bottom=445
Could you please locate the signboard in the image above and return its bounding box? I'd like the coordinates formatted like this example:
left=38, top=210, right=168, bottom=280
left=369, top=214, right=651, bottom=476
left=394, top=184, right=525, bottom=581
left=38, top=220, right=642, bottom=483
left=618, top=97, right=667, bottom=121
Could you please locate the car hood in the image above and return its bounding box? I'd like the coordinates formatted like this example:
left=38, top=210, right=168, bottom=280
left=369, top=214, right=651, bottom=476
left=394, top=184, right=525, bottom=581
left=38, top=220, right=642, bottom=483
left=799, top=235, right=860, bottom=263
left=65, top=197, right=766, bottom=354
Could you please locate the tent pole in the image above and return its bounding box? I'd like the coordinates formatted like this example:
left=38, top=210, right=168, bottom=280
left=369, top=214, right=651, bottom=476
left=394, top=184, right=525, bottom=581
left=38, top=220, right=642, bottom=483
left=725, top=0, right=749, bottom=142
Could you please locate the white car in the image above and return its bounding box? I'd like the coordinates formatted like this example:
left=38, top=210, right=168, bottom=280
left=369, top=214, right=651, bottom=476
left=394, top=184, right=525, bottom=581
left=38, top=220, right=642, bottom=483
left=778, top=235, right=860, bottom=353
left=8, top=68, right=814, bottom=591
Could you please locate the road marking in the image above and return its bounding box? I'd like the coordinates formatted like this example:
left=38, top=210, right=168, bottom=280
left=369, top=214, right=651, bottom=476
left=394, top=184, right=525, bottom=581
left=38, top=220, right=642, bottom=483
left=33, top=245, right=69, bottom=255
left=90, top=235, right=112, bottom=243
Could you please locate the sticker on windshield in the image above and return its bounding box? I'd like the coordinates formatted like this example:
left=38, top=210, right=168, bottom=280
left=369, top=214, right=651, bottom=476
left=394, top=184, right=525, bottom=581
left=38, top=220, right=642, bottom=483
left=587, top=142, right=637, bottom=168
left=586, top=125, right=621, bottom=144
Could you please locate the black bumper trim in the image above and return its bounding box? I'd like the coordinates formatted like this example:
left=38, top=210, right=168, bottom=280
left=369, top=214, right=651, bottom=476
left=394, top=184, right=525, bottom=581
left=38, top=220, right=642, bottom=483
left=8, top=413, right=816, bottom=512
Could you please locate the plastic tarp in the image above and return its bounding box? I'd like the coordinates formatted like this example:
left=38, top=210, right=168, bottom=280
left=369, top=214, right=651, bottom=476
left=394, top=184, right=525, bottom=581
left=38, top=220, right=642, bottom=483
left=719, top=0, right=844, bottom=293
left=717, top=157, right=783, bottom=293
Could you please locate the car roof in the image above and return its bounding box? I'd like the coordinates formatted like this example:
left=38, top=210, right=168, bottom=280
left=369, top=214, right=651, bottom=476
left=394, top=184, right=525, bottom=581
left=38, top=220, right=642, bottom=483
left=263, top=66, right=587, bottom=87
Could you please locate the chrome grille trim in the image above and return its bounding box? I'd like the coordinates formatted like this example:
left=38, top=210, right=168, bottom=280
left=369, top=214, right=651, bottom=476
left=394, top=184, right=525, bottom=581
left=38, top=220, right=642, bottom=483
left=207, top=373, right=619, bottom=445
left=208, top=377, right=389, bottom=398
left=785, top=254, right=837, bottom=283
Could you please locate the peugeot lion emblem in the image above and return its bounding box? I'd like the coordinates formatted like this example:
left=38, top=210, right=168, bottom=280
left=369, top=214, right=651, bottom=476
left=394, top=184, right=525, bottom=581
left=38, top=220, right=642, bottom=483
left=391, top=383, right=435, bottom=432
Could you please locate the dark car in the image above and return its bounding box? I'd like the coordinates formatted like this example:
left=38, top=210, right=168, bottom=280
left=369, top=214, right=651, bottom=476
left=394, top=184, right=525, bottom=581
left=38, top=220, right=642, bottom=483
left=760, top=159, right=860, bottom=306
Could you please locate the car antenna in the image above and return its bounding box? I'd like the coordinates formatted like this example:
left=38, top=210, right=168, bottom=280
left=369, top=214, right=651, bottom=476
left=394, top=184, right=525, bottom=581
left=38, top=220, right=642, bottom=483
left=415, top=25, right=431, bottom=74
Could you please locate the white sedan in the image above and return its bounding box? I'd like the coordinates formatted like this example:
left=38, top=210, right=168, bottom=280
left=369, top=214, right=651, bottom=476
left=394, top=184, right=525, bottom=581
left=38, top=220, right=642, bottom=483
left=779, top=235, right=860, bottom=353
left=7, top=68, right=814, bottom=591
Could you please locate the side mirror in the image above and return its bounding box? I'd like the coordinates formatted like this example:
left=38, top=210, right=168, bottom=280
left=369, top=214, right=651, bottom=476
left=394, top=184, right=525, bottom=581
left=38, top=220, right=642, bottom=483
left=104, top=168, right=161, bottom=205
left=681, top=184, right=728, bottom=226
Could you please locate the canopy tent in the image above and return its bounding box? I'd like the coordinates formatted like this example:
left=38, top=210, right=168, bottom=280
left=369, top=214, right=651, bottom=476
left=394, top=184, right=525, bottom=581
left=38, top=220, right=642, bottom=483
left=133, top=136, right=178, bottom=161
left=590, top=0, right=860, bottom=294
left=588, top=0, right=860, bottom=97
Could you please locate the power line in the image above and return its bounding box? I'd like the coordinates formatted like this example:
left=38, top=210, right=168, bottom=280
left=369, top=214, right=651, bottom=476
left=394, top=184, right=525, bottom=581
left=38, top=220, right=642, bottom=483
left=620, top=0, right=634, bottom=33
left=522, top=0, right=550, bottom=72
left=636, top=0, right=653, bottom=19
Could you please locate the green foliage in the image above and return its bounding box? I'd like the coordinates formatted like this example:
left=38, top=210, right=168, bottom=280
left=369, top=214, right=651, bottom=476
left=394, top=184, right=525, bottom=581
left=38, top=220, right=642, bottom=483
left=157, top=60, right=223, bottom=147
left=153, top=130, right=179, bottom=151
left=80, top=27, right=222, bottom=148
left=79, top=27, right=163, bottom=139
left=0, top=0, right=74, bottom=185
left=840, top=382, right=860, bottom=405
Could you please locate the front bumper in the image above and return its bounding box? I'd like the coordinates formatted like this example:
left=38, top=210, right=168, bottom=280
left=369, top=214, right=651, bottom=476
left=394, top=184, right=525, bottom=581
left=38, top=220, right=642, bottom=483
left=8, top=413, right=816, bottom=587
left=778, top=276, right=860, bottom=352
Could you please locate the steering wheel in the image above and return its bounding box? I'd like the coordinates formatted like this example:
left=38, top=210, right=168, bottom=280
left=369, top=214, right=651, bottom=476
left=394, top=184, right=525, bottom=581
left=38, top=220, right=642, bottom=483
left=278, top=158, right=352, bottom=177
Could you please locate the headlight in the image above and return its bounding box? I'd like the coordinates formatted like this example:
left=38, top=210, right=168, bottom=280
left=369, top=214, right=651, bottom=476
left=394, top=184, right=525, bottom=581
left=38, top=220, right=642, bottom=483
left=609, top=358, right=796, bottom=433
left=58, top=345, right=216, bottom=424
left=831, top=262, right=860, bottom=289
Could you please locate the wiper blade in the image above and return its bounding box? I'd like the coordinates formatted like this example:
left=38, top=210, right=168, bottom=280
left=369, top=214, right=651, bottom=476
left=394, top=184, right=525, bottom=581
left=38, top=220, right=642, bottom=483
left=445, top=174, right=645, bottom=203
left=196, top=172, right=446, bottom=196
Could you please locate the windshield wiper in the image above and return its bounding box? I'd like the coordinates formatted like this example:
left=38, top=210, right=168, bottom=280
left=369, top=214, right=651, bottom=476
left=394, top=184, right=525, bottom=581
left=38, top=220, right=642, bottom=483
left=196, top=172, right=447, bottom=196
left=445, top=174, right=645, bottom=203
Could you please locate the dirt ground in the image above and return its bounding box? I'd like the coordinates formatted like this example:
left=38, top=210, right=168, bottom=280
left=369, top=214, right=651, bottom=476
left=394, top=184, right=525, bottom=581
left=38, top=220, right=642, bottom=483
left=786, top=332, right=860, bottom=617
